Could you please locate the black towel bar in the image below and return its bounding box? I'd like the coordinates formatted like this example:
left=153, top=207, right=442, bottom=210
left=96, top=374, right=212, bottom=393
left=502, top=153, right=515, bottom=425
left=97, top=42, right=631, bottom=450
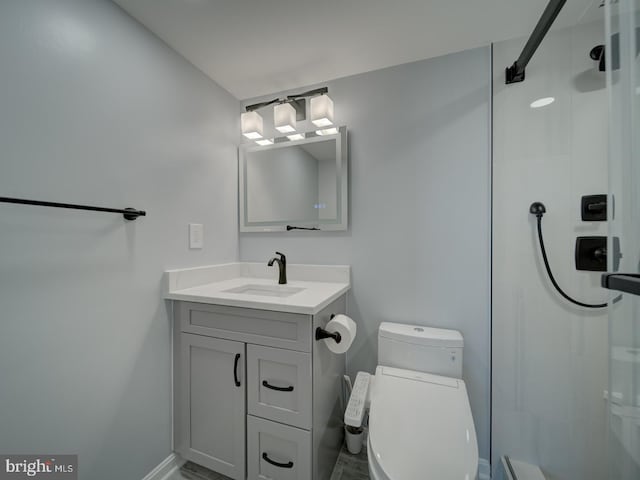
left=0, top=196, right=146, bottom=221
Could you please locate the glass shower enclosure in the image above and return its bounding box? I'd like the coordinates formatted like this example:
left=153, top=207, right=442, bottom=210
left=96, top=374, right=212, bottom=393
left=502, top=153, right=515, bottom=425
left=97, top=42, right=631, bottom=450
left=492, top=0, right=625, bottom=479
left=493, top=0, right=640, bottom=478
left=605, top=0, right=640, bottom=478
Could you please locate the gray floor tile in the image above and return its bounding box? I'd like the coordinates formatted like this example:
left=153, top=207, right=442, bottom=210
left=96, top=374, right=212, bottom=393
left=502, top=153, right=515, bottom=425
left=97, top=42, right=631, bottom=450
left=164, top=461, right=231, bottom=480
left=329, top=445, right=370, bottom=480
left=165, top=445, right=369, bottom=480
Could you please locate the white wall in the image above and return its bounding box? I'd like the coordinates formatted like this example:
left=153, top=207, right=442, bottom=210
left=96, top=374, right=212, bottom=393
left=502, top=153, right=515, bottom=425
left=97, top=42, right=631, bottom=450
left=492, top=21, right=609, bottom=480
left=239, top=48, right=492, bottom=460
left=0, top=1, right=238, bottom=479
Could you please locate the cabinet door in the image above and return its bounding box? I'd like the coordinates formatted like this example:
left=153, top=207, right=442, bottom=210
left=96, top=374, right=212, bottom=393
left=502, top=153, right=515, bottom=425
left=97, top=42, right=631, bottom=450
left=178, top=333, right=245, bottom=479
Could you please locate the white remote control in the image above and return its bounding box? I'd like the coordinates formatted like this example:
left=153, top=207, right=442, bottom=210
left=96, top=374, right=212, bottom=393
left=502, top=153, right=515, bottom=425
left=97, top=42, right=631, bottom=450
left=344, top=372, right=371, bottom=427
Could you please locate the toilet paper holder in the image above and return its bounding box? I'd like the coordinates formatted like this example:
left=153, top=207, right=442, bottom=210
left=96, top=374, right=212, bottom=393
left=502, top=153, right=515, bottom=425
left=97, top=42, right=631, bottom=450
left=315, top=314, right=342, bottom=344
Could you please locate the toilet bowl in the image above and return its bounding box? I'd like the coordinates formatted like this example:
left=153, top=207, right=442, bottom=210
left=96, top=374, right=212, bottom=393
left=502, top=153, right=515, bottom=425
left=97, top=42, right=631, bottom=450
left=351, top=323, right=478, bottom=480
left=366, top=366, right=478, bottom=480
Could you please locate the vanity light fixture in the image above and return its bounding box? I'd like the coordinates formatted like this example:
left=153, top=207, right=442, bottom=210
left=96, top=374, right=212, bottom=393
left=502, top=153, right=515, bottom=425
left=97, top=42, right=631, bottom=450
left=242, top=87, right=333, bottom=142
left=241, top=111, right=264, bottom=139
left=274, top=103, right=297, bottom=133
left=255, top=138, right=274, bottom=146
left=310, top=94, right=334, bottom=127
left=315, top=127, right=339, bottom=136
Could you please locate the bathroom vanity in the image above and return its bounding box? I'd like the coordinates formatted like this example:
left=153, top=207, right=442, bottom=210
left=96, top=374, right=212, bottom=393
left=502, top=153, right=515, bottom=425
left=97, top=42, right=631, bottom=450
left=164, top=263, right=350, bottom=480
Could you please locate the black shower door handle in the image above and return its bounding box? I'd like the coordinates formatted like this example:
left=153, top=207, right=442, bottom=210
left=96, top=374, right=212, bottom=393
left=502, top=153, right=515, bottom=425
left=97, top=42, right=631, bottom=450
left=601, top=273, right=640, bottom=296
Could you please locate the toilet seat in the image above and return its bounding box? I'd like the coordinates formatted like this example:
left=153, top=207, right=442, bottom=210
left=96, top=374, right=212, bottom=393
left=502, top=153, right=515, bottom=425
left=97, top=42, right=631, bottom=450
left=367, top=366, right=478, bottom=480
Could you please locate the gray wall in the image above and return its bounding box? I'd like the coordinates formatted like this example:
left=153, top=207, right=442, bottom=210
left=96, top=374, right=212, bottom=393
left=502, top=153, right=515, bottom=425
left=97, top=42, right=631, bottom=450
left=0, top=1, right=238, bottom=479
left=239, top=48, right=492, bottom=460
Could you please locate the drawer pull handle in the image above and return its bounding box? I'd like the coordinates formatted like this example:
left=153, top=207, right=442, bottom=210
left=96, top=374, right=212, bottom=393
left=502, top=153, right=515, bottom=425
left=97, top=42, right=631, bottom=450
left=234, top=353, right=241, bottom=387
left=262, top=380, right=294, bottom=392
left=262, top=452, right=294, bottom=469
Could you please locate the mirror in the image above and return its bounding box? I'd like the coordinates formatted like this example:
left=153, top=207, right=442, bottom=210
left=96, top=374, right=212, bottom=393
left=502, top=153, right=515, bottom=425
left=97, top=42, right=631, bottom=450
left=239, top=126, right=348, bottom=232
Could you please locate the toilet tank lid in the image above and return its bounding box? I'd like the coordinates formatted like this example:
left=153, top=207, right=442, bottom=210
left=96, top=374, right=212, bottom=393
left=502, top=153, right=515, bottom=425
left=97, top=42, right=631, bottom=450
left=379, top=322, right=463, bottom=348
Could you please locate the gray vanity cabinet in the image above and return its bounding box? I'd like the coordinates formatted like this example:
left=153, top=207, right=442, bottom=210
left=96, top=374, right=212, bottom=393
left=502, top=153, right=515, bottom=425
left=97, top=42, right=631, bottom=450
left=173, top=295, right=347, bottom=480
left=177, top=333, right=246, bottom=479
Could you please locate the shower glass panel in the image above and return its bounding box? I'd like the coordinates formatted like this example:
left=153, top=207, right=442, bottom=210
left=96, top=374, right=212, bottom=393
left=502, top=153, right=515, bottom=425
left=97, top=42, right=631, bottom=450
left=492, top=3, right=609, bottom=479
left=605, top=1, right=640, bottom=478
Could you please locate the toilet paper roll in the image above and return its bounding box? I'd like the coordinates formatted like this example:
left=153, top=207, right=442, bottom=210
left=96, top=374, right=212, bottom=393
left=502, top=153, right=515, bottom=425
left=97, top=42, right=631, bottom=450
left=324, top=314, right=357, bottom=354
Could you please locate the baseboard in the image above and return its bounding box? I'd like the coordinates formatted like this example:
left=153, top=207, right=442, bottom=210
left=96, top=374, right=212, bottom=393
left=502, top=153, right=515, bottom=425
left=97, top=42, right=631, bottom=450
left=142, top=453, right=183, bottom=480
left=479, top=458, right=491, bottom=480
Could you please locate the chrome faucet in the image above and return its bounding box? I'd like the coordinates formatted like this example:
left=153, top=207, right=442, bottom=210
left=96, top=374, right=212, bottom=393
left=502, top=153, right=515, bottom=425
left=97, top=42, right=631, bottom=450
left=267, top=251, right=287, bottom=284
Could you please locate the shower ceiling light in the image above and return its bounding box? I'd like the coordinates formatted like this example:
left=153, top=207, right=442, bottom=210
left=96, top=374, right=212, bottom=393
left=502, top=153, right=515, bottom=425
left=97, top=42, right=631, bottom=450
left=530, top=97, right=555, bottom=108
left=255, top=138, right=274, bottom=146
left=310, top=94, right=334, bottom=127
left=274, top=103, right=297, bottom=133
left=241, top=111, right=264, bottom=139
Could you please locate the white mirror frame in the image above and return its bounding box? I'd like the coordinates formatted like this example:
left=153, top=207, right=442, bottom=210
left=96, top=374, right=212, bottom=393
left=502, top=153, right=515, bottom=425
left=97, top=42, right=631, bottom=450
left=238, top=126, right=348, bottom=232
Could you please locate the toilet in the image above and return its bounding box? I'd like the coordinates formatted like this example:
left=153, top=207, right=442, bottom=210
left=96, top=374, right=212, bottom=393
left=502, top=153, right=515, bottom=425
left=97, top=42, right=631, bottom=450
left=363, top=322, right=478, bottom=480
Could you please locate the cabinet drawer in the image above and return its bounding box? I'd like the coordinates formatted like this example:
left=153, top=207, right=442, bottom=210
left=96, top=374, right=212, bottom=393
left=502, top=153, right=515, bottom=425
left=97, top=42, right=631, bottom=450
left=179, top=302, right=312, bottom=352
left=247, top=344, right=312, bottom=429
left=247, top=415, right=311, bottom=480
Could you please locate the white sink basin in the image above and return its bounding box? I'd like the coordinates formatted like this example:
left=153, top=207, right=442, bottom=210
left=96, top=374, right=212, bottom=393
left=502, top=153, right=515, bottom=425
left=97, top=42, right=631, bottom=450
left=223, top=284, right=305, bottom=298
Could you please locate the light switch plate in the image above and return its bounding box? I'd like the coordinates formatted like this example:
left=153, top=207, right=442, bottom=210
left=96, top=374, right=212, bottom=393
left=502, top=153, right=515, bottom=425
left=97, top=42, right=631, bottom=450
left=189, top=224, right=204, bottom=249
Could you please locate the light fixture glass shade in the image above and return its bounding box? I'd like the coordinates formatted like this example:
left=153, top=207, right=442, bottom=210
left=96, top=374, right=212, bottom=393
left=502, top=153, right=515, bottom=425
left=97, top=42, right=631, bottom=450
left=274, top=103, right=296, bottom=133
left=315, top=127, right=339, bottom=136
left=310, top=94, right=334, bottom=127
left=241, top=111, right=264, bottom=139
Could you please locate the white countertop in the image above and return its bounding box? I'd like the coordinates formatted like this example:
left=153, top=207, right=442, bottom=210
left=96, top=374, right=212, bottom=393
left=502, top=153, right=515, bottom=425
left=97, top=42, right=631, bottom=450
left=164, top=262, right=350, bottom=315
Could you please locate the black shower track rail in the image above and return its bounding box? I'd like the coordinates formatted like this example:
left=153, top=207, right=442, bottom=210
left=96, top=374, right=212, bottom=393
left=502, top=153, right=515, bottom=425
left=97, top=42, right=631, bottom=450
left=505, top=0, right=567, bottom=84
left=0, top=196, right=146, bottom=221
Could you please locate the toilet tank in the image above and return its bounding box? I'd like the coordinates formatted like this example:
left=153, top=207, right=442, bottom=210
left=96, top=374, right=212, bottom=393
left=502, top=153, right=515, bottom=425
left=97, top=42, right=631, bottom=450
left=378, top=322, right=464, bottom=378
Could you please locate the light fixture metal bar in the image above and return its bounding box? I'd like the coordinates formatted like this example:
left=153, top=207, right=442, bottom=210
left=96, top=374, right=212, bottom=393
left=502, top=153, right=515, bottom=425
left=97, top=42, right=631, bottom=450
left=244, top=86, right=329, bottom=120
left=244, top=98, right=281, bottom=112
left=289, top=98, right=306, bottom=121
left=286, top=87, right=328, bottom=101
